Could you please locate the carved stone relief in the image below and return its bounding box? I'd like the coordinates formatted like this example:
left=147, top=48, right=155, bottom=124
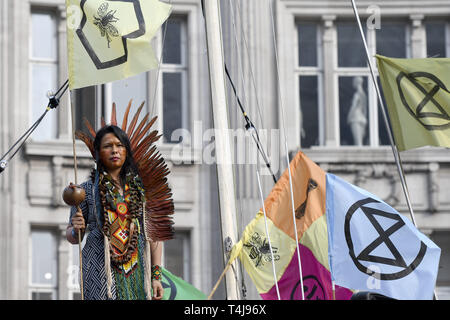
left=320, top=162, right=440, bottom=214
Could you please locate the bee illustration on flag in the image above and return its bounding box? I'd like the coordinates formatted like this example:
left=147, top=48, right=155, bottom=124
left=66, top=0, right=172, bottom=90
left=93, top=2, right=120, bottom=48
left=243, top=232, right=280, bottom=268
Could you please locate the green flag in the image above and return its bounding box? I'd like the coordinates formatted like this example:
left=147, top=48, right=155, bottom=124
left=161, top=267, right=206, bottom=300
left=376, top=55, right=450, bottom=151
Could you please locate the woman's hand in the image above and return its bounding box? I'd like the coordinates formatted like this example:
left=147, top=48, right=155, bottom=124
left=71, top=209, right=85, bottom=233
left=152, top=279, right=164, bottom=300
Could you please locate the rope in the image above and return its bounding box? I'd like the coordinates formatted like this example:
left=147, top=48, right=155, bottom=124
left=230, top=0, right=265, bottom=130
left=104, top=235, right=113, bottom=299
left=0, top=80, right=68, bottom=164
left=224, top=0, right=280, bottom=299
left=150, top=0, right=172, bottom=118
left=226, top=0, right=277, bottom=184
left=144, top=240, right=153, bottom=300
left=267, top=0, right=305, bottom=300
left=256, top=167, right=280, bottom=300
left=216, top=0, right=286, bottom=300
left=224, top=65, right=277, bottom=184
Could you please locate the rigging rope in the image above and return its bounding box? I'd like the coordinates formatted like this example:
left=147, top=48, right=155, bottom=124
left=0, top=79, right=69, bottom=164
left=231, top=0, right=265, bottom=130
left=149, top=0, right=172, bottom=118
left=208, top=0, right=282, bottom=300
left=256, top=167, right=281, bottom=300
left=227, top=0, right=280, bottom=300
left=267, top=0, right=305, bottom=300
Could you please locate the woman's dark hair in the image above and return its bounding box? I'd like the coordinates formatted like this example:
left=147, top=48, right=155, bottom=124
left=93, top=125, right=139, bottom=186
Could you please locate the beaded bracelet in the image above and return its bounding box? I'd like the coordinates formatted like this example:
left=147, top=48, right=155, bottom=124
left=151, top=265, right=162, bottom=281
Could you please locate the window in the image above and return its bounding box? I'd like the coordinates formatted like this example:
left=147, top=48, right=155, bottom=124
left=297, top=21, right=323, bottom=148
left=164, top=230, right=191, bottom=282
left=426, top=21, right=449, bottom=58
left=74, top=16, right=189, bottom=145
left=73, top=86, right=97, bottom=136
left=375, top=21, right=409, bottom=145
left=30, top=228, right=58, bottom=300
left=376, top=21, right=408, bottom=146
left=111, top=73, right=148, bottom=123
left=337, top=21, right=408, bottom=147
left=30, top=9, right=58, bottom=141
left=296, top=19, right=410, bottom=147
left=337, top=22, right=367, bottom=68
left=161, top=16, right=189, bottom=144
left=73, top=73, right=148, bottom=135
left=338, top=75, right=369, bottom=146
left=376, top=22, right=409, bottom=58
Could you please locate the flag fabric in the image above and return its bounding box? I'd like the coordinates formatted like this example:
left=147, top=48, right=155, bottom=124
left=161, top=267, right=206, bottom=300
left=326, top=173, right=441, bottom=300
left=66, top=0, right=171, bottom=90
left=376, top=54, right=450, bottom=151
left=228, top=151, right=353, bottom=300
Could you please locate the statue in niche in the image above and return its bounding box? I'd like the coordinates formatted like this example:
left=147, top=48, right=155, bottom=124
left=347, top=76, right=367, bottom=146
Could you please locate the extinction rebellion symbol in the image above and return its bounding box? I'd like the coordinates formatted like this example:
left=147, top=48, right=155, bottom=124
left=396, top=71, right=450, bottom=130
left=161, top=272, right=177, bottom=300
left=344, top=197, right=427, bottom=281
left=290, top=275, right=326, bottom=300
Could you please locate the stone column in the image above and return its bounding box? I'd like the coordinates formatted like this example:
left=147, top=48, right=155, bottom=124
left=58, top=225, right=70, bottom=300
left=57, top=4, right=70, bottom=140
left=410, top=14, right=426, bottom=58
left=0, top=0, right=11, bottom=300
left=322, top=15, right=338, bottom=147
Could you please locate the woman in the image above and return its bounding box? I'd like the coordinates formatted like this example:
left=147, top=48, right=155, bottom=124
left=67, top=125, right=164, bottom=300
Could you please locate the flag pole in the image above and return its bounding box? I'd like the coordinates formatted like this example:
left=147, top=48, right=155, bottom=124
left=350, top=0, right=417, bottom=227
left=202, top=0, right=242, bottom=300
left=350, top=0, right=438, bottom=300
left=69, top=89, right=84, bottom=300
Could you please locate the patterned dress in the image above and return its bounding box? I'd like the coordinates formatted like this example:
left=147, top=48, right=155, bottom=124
left=69, top=179, right=148, bottom=300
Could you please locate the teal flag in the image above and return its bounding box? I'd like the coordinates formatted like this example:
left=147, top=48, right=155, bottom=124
left=161, top=267, right=206, bottom=300
left=326, top=174, right=440, bottom=300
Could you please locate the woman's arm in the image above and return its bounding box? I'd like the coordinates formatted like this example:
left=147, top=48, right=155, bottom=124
left=150, top=241, right=164, bottom=300
left=150, top=241, right=162, bottom=266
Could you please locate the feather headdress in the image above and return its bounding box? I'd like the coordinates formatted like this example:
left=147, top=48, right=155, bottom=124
left=76, top=100, right=175, bottom=242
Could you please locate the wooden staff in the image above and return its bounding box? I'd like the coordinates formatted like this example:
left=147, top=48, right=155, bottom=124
left=63, top=183, right=86, bottom=300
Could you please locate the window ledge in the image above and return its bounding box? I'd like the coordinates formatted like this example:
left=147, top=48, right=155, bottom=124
left=302, top=146, right=450, bottom=163
left=25, top=140, right=92, bottom=158
left=159, top=144, right=203, bottom=165
left=25, top=140, right=203, bottom=165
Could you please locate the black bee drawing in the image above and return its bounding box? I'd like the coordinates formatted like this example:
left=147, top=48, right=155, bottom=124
left=244, top=232, right=280, bottom=268
left=93, top=2, right=120, bottom=48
